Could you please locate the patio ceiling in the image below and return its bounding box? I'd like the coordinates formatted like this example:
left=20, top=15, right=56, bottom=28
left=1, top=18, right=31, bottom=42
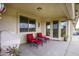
left=6, top=3, right=75, bottom=19
left=76, top=4, right=79, bottom=18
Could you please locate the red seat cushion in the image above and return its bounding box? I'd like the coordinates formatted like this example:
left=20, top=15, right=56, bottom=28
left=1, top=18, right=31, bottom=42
left=42, top=36, right=49, bottom=40
left=35, top=40, right=42, bottom=44
left=27, top=34, right=34, bottom=39
left=37, top=33, right=43, bottom=37
left=26, top=34, right=42, bottom=45
left=30, top=39, right=36, bottom=42
left=37, top=33, right=49, bottom=40
left=27, top=34, right=35, bottom=43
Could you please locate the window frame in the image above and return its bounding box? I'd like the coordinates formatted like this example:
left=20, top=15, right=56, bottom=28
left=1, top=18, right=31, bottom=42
left=19, top=15, right=36, bottom=33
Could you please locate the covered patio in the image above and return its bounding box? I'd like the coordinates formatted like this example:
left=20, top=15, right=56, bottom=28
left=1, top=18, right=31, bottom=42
left=0, top=3, right=79, bottom=56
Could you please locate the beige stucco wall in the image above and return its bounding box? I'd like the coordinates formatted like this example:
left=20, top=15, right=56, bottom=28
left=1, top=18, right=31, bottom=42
left=69, top=21, right=76, bottom=40
left=0, top=8, right=17, bottom=32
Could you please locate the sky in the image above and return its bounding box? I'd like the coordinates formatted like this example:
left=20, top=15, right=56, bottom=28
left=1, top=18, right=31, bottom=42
left=76, top=19, right=79, bottom=29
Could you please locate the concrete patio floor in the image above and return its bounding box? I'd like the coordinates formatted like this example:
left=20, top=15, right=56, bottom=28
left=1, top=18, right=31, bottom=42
left=19, top=36, right=79, bottom=56
left=19, top=40, right=69, bottom=56
left=66, top=36, right=79, bottom=56
left=1, top=35, right=79, bottom=56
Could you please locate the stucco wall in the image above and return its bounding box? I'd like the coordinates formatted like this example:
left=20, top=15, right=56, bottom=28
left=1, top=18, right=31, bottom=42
left=0, top=7, right=17, bottom=32
left=67, top=20, right=76, bottom=41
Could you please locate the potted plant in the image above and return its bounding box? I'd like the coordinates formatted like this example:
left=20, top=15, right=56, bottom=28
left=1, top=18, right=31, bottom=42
left=6, top=45, right=20, bottom=56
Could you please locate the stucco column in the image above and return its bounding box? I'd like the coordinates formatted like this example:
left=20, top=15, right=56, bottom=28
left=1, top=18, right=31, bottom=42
left=50, top=20, right=53, bottom=39
left=67, top=20, right=71, bottom=41
left=0, top=31, right=1, bottom=52
left=59, top=20, right=61, bottom=40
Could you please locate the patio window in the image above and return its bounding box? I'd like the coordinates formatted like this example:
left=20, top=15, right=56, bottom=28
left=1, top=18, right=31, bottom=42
left=46, top=22, right=50, bottom=36
left=53, top=21, right=59, bottom=38
left=20, top=16, right=36, bottom=32
left=29, top=19, right=36, bottom=32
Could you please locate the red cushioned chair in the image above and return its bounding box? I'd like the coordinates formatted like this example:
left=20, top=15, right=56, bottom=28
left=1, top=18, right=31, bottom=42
left=26, top=34, right=42, bottom=47
left=37, top=33, right=49, bottom=40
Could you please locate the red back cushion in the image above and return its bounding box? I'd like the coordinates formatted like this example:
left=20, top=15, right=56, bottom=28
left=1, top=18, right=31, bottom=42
left=37, top=33, right=42, bottom=37
left=27, top=34, right=34, bottom=40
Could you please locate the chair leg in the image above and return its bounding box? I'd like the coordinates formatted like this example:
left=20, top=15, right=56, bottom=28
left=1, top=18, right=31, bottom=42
left=29, top=43, right=34, bottom=47
left=29, top=43, right=39, bottom=48
left=34, top=44, right=38, bottom=48
left=32, top=43, right=38, bottom=48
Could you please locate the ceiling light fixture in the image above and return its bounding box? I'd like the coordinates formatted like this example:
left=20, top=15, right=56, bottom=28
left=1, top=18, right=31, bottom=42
left=37, top=7, right=42, bottom=12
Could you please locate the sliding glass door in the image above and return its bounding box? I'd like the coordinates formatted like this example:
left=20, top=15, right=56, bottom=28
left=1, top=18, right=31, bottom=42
left=45, top=20, right=67, bottom=39
left=46, top=22, right=50, bottom=36
left=53, top=21, right=59, bottom=38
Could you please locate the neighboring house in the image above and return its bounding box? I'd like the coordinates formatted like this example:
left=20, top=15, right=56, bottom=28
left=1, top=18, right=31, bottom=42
left=0, top=3, right=79, bottom=49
